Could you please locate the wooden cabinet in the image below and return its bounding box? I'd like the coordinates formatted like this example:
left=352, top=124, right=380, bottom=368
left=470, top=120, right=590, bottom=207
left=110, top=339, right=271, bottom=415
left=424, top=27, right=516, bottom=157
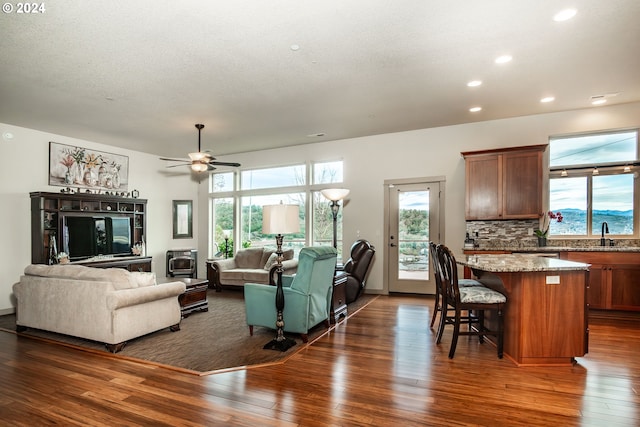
left=331, top=271, right=348, bottom=323
left=562, top=251, right=640, bottom=311
left=462, top=145, right=546, bottom=220
left=30, top=192, right=147, bottom=265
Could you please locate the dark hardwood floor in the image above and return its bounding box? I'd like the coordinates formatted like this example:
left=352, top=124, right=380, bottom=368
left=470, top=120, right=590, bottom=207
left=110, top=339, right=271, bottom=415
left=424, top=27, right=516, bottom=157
left=1, top=295, right=638, bottom=426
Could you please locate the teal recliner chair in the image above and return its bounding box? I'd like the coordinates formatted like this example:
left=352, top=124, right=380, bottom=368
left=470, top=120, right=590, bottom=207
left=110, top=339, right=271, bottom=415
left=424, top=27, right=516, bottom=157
left=244, top=246, right=337, bottom=342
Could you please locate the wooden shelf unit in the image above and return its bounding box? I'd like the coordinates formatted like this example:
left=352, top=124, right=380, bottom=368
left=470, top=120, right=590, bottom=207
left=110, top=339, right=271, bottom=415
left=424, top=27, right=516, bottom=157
left=30, top=191, right=147, bottom=266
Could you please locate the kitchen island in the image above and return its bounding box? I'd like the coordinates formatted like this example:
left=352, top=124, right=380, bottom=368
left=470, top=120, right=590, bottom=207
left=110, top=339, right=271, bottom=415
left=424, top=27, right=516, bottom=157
left=457, top=254, right=590, bottom=367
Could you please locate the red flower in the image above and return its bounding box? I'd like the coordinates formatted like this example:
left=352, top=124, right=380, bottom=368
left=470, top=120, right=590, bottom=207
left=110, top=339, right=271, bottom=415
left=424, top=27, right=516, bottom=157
left=537, top=211, right=562, bottom=237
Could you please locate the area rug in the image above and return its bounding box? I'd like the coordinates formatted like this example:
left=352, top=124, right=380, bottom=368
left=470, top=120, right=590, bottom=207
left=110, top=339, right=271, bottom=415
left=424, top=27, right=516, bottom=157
left=0, top=289, right=378, bottom=375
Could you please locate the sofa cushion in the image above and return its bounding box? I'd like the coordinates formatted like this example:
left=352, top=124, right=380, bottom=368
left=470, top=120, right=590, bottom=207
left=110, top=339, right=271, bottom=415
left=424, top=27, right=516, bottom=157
left=243, top=269, right=270, bottom=283
left=282, top=249, right=294, bottom=261
left=24, top=264, right=136, bottom=290
left=234, top=247, right=265, bottom=268
left=260, top=248, right=275, bottom=267
left=263, top=253, right=278, bottom=270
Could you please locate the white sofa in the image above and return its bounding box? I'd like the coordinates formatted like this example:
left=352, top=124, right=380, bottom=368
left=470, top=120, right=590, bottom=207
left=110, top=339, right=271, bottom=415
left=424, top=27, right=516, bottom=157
left=13, top=264, right=186, bottom=352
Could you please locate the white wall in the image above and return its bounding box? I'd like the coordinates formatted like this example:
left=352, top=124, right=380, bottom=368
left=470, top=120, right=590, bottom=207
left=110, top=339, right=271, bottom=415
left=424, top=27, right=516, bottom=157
left=210, top=102, right=640, bottom=295
left=0, top=123, right=197, bottom=313
left=2, top=101, right=639, bottom=311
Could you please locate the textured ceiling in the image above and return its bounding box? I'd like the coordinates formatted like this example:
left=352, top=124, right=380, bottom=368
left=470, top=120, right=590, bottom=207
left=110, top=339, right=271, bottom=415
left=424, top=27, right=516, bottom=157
left=1, top=0, right=639, bottom=161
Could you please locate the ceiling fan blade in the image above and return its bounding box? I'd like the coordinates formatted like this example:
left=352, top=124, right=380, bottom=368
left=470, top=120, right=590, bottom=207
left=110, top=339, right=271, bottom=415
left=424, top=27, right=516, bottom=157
left=160, top=157, right=190, bottom=162
left=209, top=161, right=241, bottom=167
left=166, top=164, right=189, bottom=168
left=207, top=164, right=217, bottom=172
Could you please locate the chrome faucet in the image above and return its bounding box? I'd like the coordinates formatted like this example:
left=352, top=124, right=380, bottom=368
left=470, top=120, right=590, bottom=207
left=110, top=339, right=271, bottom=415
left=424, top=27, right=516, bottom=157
left=600, top=222, right=609, bottom=246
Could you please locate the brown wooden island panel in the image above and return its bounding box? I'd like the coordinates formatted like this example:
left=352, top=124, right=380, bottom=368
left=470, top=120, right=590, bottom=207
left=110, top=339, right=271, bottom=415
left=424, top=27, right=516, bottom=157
left=473, top=269, right=588, bottom=367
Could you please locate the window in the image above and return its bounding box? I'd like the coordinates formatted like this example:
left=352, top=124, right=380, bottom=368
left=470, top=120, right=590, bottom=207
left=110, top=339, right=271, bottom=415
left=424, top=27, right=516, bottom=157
left=209, top=161, right=345, bottom=257
left=549, top=130, right=638, bottom=237
left=240, top=193, right=306, bottom=253
left=241, top=165, right=305, bottom=190
left=211, top=172, right=234, bottom=193
left=313, top=161, right=343, bottom=184
left=210, top=197, right=233, bottom=257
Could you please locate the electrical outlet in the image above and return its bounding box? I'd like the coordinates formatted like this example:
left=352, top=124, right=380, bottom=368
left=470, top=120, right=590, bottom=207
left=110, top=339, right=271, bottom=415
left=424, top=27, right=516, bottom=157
left=546, top=276, right=560, bottom=285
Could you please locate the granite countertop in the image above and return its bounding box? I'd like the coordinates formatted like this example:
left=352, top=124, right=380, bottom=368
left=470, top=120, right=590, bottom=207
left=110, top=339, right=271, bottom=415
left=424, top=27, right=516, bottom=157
left=456, top=253, right=591, bottom=272
left=464, top=246, right=640, bottom=253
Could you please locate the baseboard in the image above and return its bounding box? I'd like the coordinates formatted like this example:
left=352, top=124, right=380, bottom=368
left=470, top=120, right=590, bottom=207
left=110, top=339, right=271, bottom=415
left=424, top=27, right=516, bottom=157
left=0, top=307, right=16, bottom=316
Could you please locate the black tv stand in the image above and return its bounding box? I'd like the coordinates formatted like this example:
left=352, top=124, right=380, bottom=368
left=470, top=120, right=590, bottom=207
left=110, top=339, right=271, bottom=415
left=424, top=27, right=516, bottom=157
left=30, top=192, right=147, bottom=266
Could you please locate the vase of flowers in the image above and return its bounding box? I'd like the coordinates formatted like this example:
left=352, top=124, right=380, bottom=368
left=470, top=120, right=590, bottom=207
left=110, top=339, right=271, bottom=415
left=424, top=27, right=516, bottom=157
left=57, top=252, right=70, bottom=264
left=535, top=211, right=563, bottom=246
left=59, top=155, right=75, bottom=185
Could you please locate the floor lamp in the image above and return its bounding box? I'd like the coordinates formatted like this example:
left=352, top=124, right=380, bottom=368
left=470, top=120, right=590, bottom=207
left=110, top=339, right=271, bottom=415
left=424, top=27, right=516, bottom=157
left=262, top=203, right=300, bottom=351
left=321, top=188, right=350, bottom=249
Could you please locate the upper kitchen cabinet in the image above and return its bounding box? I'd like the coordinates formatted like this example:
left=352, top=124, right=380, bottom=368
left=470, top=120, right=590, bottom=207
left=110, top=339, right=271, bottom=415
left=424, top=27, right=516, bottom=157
left=462, top=144, right=546, bottom=220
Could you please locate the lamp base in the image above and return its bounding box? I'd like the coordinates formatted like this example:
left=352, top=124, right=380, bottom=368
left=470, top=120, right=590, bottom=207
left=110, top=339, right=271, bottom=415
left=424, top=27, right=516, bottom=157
left=263, top=336, right=296, bottom=352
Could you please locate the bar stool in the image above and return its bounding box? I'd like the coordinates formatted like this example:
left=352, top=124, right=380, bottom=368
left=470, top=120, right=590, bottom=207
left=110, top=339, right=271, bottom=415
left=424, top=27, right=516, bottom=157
left=428, top=242, right=482, bottom=329
left=435, top=244, right=506, bottom=359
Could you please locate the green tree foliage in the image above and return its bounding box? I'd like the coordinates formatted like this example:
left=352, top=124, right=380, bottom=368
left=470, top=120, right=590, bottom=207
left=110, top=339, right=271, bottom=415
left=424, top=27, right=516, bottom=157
left=400, top=209, right=428, bottom=238
left=399, top=209, right=429, bottom=256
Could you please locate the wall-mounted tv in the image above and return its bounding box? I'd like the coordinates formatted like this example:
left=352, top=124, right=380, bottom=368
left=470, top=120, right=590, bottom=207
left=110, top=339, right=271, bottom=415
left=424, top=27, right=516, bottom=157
left=62, top=215, right=132, bottom=260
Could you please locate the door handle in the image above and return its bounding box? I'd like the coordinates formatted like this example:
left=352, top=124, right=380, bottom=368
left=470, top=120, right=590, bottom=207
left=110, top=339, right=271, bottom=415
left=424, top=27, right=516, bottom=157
left=390, top=243, right=397, bottom=247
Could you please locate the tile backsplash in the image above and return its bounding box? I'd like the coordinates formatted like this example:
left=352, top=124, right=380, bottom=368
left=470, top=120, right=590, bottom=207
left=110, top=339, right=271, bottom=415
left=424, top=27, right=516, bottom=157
left=465, top=220, right=640, bottom=249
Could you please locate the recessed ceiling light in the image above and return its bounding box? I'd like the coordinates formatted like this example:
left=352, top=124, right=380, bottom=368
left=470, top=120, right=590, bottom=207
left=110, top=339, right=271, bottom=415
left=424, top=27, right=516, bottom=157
left=2, top=132, right=14, bottom=140
left=467, top=80, right=482, bottom=87
left=540, top=96, right=555, bottom=103
left=307, top=132, right=325, bottom=137
left=495, top=55, right=512, bottom=64
left=290, top=44, right=300, bottom=51
left=592, top=99, right=607, bottom=106
left=553, top=9, right=577, bottom=22
left=469, top=107, right=482, bottom=113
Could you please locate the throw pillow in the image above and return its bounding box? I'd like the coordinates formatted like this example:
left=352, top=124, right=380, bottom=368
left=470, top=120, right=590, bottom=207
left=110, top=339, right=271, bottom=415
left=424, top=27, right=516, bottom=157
left=282, top=249, right=294, bottom=260
left=263, top=253, right=278, bottom=270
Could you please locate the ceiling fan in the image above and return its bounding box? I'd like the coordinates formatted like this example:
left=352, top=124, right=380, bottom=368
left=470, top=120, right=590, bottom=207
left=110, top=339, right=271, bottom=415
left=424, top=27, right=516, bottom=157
left=160, top=124, right=241, bottom=172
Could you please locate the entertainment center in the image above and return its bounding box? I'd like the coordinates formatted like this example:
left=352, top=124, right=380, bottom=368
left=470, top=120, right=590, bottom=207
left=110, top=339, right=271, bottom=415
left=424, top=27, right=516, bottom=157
left=30, top=192, right=151, bottom=271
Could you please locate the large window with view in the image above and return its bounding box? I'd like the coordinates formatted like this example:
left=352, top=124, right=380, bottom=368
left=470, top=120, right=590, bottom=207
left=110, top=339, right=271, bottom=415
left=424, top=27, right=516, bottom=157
left=209, top=161, right=345, bottom=258
left=548, top=130, right=638, bottom=238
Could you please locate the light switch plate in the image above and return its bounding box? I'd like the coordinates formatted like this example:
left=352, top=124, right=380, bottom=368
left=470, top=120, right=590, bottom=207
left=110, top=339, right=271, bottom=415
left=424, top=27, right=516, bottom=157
left=546, top=275, right=560, bottom=285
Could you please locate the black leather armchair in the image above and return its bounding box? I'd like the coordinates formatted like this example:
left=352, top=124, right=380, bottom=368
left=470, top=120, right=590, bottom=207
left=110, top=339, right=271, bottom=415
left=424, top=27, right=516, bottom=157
left=340, top=239, right=375, bottom=304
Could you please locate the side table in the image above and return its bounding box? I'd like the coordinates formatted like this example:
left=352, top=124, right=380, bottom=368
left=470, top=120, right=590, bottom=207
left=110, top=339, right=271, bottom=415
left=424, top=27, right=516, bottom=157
left=159, top=277, right=209, bottom=318
left=331, top=271, right=348, bottom=323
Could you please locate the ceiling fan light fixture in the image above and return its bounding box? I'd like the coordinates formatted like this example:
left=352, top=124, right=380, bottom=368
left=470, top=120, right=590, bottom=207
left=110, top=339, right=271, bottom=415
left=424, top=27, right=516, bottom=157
left=191, top=162, right=208, bottom=172
left=160, top=123, right=240, bottom=172
left=188, top=152, right=208, bottom=162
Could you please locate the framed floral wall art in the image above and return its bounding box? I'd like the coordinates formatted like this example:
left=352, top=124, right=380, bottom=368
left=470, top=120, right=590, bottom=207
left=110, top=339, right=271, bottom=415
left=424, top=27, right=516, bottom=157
left=48, top=142, right=129, bottom=191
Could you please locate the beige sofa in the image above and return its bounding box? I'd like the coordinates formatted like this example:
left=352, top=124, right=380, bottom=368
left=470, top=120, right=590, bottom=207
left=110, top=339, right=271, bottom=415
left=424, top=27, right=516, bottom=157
left=209, top=247, right=298, bottom=291
left=13, top=264, right=186, bottom=352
